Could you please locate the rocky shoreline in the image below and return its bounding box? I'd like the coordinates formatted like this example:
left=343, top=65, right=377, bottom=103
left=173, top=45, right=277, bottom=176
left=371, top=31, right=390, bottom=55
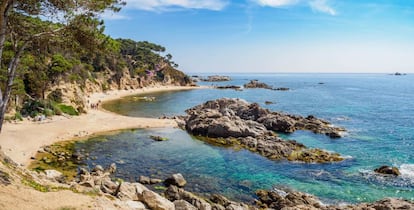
left=176, top=98, right=345, bottom=163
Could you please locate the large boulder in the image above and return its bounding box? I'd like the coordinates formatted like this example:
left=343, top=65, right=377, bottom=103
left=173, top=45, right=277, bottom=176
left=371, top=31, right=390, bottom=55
left=174, top=200, right=198, bottom=210
left=142, top=190, right=175, bottom=210
left=165, top=173, right=187, bottom=187
left=255, top=189, right=323, bottom=209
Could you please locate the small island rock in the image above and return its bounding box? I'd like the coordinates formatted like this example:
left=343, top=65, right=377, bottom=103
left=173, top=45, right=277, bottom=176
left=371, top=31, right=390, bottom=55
left=374, top=165, right=401, bottom=176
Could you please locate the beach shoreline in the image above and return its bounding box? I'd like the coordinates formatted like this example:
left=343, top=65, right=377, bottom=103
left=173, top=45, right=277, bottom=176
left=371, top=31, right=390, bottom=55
left=0, top=85, right=203, bottom=166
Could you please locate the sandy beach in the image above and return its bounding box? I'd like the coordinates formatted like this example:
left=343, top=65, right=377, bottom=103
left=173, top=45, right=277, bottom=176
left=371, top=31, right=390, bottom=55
left=0, top=85, right=201, bottom=166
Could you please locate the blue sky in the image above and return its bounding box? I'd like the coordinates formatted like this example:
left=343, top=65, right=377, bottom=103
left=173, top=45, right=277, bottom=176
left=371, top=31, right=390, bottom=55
left=103, top=0, right=414, bottom=73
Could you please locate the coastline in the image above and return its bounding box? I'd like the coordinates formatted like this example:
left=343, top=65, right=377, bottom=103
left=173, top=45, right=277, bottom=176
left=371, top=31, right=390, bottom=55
left=0, top=85, right=203, bottom=166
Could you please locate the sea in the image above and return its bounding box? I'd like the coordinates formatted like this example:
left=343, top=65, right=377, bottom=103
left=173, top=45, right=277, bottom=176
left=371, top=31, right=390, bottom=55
left=77, top=73, right=414, bottom=204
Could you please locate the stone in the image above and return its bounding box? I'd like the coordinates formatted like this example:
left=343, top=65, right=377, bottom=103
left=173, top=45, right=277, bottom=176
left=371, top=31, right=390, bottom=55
left=44, top=169, right=65, bottom=183
left=165, top=173, right=187, bottom=187
left=210, top=194, right=231, bottom=207
left=174, top=200, right=198, bottom=210
left=106, top=163, right=117, bottom=174
left=117, top=182, right=137, bottom=201
left=139, top=176, right=151, bottom=184
left=243, top=80, right=273, bottom=89
left=124, top=200, right=147, bottom=210
left=374, top=165, right=401, bottom=176
left=256, top=189, right=322, bottom=209
left=150, top=178, right=163, bottom=184
left=141, top=190, right=175, bottom=210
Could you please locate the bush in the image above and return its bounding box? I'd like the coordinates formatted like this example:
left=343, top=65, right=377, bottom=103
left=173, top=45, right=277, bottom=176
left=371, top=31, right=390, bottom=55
left=56, top=104, right=79, bottom=116
left=14, top=112, right=23, bottom=121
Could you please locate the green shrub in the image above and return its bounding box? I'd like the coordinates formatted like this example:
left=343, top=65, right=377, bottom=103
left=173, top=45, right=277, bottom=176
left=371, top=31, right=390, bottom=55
left=14, top=112, right=23, bottom=121
left=56, top=104, right=79, bottom=116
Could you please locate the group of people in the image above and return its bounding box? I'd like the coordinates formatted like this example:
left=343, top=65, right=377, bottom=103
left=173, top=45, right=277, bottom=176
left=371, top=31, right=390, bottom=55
left=90, top=100, right=101, bottom=110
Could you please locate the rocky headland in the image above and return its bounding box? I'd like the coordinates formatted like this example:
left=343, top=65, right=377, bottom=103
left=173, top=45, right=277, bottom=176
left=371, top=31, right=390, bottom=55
left=176, top=98, right=346, bottom=163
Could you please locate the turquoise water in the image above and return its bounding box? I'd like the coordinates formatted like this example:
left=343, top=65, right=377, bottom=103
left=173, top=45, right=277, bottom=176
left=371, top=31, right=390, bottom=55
left=88, top=74, right=414, bottom=203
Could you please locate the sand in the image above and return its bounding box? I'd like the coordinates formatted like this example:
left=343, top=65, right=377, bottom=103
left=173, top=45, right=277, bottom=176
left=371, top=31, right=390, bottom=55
left=0, top=85, right=202, bottom=166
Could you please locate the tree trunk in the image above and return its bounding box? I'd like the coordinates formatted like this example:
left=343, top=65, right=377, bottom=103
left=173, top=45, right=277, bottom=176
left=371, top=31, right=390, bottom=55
left=0, top=41, right=26, bottom=133
left=0, top=0, right=14, bottom=64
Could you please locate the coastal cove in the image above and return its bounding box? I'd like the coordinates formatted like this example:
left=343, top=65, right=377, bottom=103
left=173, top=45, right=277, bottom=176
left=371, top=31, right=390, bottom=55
left=98, top=73, right=414, bottom=204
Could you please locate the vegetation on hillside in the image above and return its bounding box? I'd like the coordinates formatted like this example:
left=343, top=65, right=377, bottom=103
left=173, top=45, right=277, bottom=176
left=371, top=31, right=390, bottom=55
left=0, top=1, right=192, bottom=130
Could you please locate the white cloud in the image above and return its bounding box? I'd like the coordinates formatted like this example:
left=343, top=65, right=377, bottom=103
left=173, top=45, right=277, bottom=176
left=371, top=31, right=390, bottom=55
left=124, top=0, right=229, bottom=11
left=254, top=0, right=336, bottom=15
left=309, top=0, right=336, bottom=15
left=255, top=0, right=299, bottom=7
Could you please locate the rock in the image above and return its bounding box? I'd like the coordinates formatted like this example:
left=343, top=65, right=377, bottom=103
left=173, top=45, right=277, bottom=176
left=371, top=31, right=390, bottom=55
left=92, top=165, right=104, bottom=174
left=142, top=190, right=175, bottom=210
left=117, top=182, right=137, bottom=201
left=106, top=163, right=117, bottom=174
left=150, top=178, right=163, bottom=184
left=165, top=173, right=187, bottom=187
left=374, top=165, right=401, bottom=176
left=353, top=198, right=414, bottom=209
left=124, top=200, right=147, bottom=210
left=273, top=87, right=290, bottom=91
left=200, top=75, right=231, bottom=82
left=100, top=177, right=118, bottom=194
left=181, top=98, right=344, bottom=163
left=210, top=194, right=231, bottom=207
left=174, top=200, right=198, bottom=210
left=255, top=189, right=322, bottom=209
left=44, top=169, right=65, bottom=183
left=215, top=85, right=241, bottom=90
left=165, top=185, right=212, bottom=210
left=149, top=135, right=168, bottom=141
left=243, top=80, right=273, bottom=89
left=139, top=176, right=151, bottom=184
left=264, top=101, right=274, bottom=105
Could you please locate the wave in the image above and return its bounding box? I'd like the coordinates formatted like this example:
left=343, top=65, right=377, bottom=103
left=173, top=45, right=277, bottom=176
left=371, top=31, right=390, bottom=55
left=358, top=164, right=414, bottom=188
left=400, top=164, right=414, bottom=179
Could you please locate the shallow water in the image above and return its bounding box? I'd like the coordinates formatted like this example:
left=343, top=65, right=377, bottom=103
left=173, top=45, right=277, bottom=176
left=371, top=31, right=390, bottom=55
left=91, top=73, right=414, bottom=203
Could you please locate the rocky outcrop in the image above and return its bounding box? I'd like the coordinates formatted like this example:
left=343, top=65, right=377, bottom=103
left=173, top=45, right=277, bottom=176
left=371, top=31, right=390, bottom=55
left=255, top=189, right=323, bottom=209
left=243, top=80, right=289, bottom=91
left=185, top=98, right=345, bottom=138
left=353, top=198, right=414, bottom=209
left=256, top=189, right=414, bottom=210
left=200, top=75, right=231, bottom=82
left=374, top=165, right=401, bottom=176
left=180, top=98, right=345, bottom=163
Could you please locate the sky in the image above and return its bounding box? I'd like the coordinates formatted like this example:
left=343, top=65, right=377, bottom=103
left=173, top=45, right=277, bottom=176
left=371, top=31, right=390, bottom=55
left=102, top=0, right=414, bottom=73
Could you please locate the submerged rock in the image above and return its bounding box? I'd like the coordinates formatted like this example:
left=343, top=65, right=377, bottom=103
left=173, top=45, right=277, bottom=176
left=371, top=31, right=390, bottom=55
left=374, top=165, right=401, bottom=176
left=150, top=135, right=169, bottom=141
left=215, top=85, right=241, bottom=90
